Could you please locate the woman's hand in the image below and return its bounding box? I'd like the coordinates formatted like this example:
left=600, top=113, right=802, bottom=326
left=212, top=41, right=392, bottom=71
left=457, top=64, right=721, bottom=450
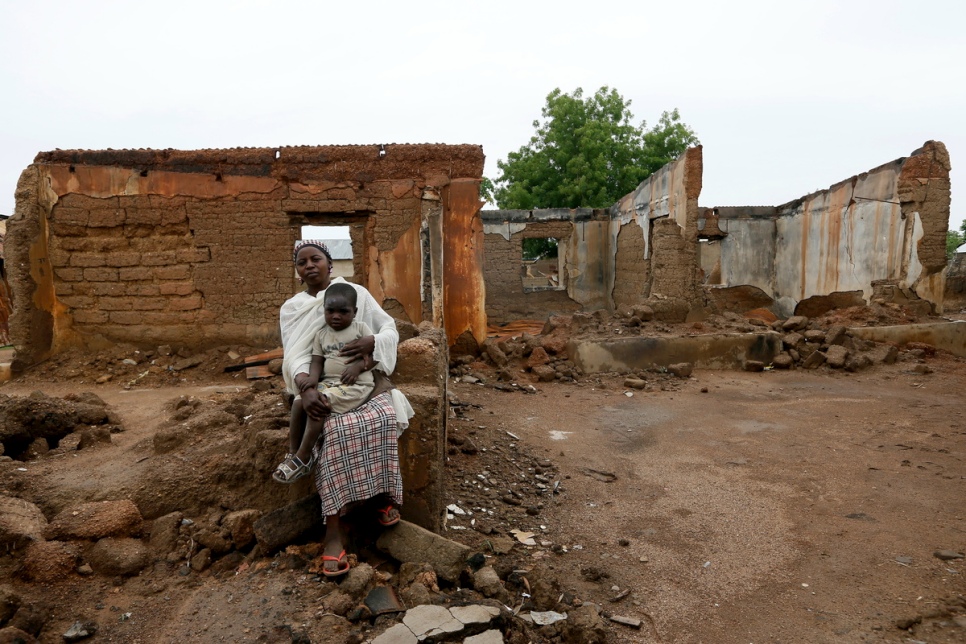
left=339, top=334, right=375, bottom=364
left=301, top=387, right=332, bottom=421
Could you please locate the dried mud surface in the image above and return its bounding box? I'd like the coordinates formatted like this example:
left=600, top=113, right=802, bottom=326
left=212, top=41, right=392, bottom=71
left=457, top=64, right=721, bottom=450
left=0, top=307, right=963, bottom=643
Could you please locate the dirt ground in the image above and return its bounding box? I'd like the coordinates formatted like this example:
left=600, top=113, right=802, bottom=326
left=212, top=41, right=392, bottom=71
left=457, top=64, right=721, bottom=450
left=0, top=311, right=964, bottom=643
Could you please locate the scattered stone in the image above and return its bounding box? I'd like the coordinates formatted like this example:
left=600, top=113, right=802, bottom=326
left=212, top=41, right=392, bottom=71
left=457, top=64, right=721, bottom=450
left=222, top=509, right=260, bottom=550
left=77, top=427, right=112, bottom=449
left=667, top=363, right=693, bottom=378
left=0, top=586, right=21, bottom=625
left=190, top=548, right=212, bottom=572
left=472, top=566, right=508, bottom=601
left=580, top=468, right=617, bottom=483
left=0, top=496, right=47, bottom=550
left=321, top=590, right=355, bottom=616
left=171, top=355, right=204, bottom=371
left=526, top=347, right=550, bottom=370
left=934, top=550, right=964, bottom=561
left=631, top=305, right=654, bottom=321
left=868, top=344, right=899, bottom=365
left=9, top=602, right=50, bottom=636
left=44, top=500, right=143, bottom=541
left=622, top=378, right=647, bottom=390
left=826, top=345, right=849, bottom=369
left=531, top=365, right=556, bottom=382
left=63, top=621, right=97, bottom=642
left=86, top=538, right=150, bottom=576
left=845, top=354, right=873, bottom=372
left=341, top=563, right=375, bottom=596
left=772, top=353, right=794, bottom=369
left=483, top=341, right=508, bottom=368
left=782, top=316, right=808, bottom=331
left=608, top=614, right=642, bottom=629
left=912, top=363, right=933, bottom=375
left=782, top=332, right=804, bottom=350
left=76, top=563, right=93, bottom=575
left=744, top=360, right=765, bottom=372
left=530, top=610, right=568, bottom=625
left=22, top=541, right=78, bottom=583
left=802, top=350, right=826, bottom=369
left=148, top=511, right=183, bottom=556
left=825, top=325, right=848, bottom=346
left=803, top=330, right=826, bottom=342
left=0, top=627, right=38, bottom=643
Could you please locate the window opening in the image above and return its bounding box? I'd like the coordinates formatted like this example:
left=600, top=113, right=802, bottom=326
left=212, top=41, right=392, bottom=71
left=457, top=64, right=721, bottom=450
left=521, top=237, right=564, bottom=292
left=299, top=225, right=354, bottom=280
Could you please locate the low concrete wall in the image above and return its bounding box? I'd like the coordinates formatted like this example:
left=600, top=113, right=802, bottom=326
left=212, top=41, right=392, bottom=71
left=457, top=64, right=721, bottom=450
left=569, top=332, right=781, bottom=374
left=849, top=321, right=966, bottom=358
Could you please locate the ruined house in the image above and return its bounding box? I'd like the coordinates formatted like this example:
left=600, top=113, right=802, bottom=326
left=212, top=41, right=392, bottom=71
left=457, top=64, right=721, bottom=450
left=482, top=141, right=951, bottom=324
left=8, top=144, right=487, bottom=530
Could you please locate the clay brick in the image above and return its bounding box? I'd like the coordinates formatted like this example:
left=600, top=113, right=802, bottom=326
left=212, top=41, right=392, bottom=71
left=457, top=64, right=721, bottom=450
left=105, top=252, right=141, bottom=267
left=54, top=282, right=74, bottom=296
left=90, top=282, right=126, bottom=297
left=119, top=267, right=150, bottom=281
left=59, top=295, right=95, bottom=309
left=84, top=267, right=119, bottom=282
left=161, top=208, right=188, bottom=225
left=169, top=295, right=203, bottom=311
left=50, top=207, right=90, bottom=226
left=108, top=311, right=142, bottom=325
left=155, top=265, right=191, bottom=280
left=176, top=248, right=211, bottom=263
left=125, top=208, right=164, bottom=226
left=127, top=284, right=161, bottom=297
left=159, top=282, right=195, bottom=296
left=70, top=254, right=110, bottom=268
left=49, top=223, right=89, bottom=237
left=72, top=309, right=110, bottom=325
left=57, top=236, right=128, bottom=253
left=60, top=194, right=118, bottom=209
left=142, top=251, right=178, bottom=266
left=88, top=208, right=126, bottom=227
left=48, top=248, right=71, bottom=267
left=132, top=297, right=168, bottom=311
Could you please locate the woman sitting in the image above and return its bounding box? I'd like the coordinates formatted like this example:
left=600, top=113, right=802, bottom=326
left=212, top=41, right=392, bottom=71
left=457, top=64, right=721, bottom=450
left=279, top=240, right=413, bottom=577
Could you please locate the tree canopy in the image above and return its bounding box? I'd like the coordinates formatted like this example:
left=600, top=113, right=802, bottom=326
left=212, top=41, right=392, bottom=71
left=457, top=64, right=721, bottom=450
left=491, top=87, right=699, bottom=210
left=947, top=220, right=966, bottom=256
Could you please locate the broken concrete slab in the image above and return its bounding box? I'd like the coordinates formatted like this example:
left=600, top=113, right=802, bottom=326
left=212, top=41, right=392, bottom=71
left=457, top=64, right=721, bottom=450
left=376, top=520, right=470, bottom=583
left=569, top=333, right=781, bottom=374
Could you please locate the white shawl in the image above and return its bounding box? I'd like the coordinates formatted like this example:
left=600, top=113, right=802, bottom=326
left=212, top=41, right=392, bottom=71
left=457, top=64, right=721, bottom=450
left=279, top=277, right=413, bottom=431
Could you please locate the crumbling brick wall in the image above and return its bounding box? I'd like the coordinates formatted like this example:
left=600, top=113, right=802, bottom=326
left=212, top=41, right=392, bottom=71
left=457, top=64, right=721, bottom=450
left=10, top=145, right=486, bottom=367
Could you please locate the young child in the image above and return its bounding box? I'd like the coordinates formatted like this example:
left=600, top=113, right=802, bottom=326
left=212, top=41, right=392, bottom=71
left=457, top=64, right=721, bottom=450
left=273, top=283, right=376, bottom=483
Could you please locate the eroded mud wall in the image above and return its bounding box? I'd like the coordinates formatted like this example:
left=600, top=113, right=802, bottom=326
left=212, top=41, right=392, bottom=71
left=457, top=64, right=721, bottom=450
left=711, top=142, right=951, bottom=316
left=10, top=145, right=486, bottom=366
left=481, top=209, right=598, bottom=324
left=945, top=253, right=966, bottom=310
left=481, top=148, right=704, bottom=324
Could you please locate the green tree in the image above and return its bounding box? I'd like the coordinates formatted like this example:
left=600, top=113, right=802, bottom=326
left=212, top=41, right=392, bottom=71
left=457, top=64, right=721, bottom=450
left=492, top=87, right=699, bottom=209
left=948, top=228, right=965, bottom=257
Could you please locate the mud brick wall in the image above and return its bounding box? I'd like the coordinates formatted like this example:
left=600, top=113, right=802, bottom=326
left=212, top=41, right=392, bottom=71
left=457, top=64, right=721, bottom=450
left=612, top=221, right=648, bottom=307
left=9, top=145, right=486, bottom=367
left=481, top=212, right=586, bottom=324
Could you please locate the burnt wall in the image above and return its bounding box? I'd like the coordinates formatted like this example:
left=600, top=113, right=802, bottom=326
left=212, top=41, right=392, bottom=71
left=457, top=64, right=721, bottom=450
left=10, top=145, right=486, bottom=366
left=710, top=141, right=951, bottom=316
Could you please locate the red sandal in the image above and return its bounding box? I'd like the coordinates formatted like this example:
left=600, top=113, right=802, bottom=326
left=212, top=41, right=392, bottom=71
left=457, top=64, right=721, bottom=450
left=321, top=549, right=350, bottom=577
left=376, top=505, right=400, bottom=527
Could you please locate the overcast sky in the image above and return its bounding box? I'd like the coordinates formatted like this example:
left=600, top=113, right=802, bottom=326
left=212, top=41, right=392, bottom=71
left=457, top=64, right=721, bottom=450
left=1, top=0, right=963, bottom=230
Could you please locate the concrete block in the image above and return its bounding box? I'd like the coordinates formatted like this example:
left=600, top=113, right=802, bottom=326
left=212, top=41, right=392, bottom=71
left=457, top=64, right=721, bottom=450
left=376, top=520, right=470, bottom=583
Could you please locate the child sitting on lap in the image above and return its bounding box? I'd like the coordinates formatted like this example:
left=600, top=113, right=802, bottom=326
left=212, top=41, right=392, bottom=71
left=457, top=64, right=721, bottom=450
left=273, top=283, right=375, bottom=483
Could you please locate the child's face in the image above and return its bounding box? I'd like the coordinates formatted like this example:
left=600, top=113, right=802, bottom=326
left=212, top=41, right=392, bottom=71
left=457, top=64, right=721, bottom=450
left=324, top=295, right=355, bottom=331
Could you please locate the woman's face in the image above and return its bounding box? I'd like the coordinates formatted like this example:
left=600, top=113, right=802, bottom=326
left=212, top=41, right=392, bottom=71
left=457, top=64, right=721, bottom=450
left=295, top=246, right=332, bottom=290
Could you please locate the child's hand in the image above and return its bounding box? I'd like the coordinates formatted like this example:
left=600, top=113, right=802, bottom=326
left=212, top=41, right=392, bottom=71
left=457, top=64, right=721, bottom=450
left=341, top=361, right=365, bottom=385
left=302, top=387, right=331, bottom=420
